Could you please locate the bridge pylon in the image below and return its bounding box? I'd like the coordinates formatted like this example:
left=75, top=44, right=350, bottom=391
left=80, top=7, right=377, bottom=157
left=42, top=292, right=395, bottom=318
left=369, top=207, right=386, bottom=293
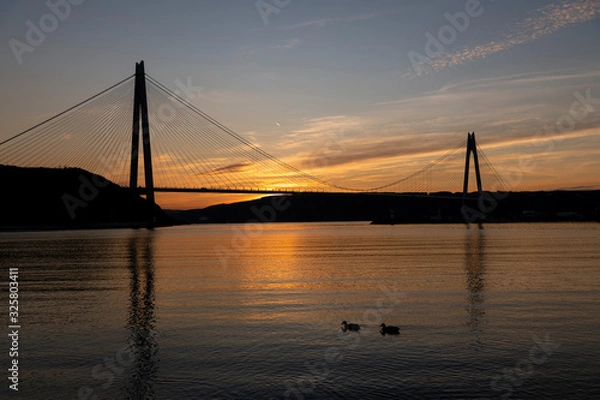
left=463, top=132, right=482, bottom=197
left=129, top=61, right=155, bottom=205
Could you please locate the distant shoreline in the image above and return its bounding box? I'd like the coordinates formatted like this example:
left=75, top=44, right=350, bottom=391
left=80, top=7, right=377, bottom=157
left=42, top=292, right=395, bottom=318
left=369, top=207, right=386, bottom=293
left=2, top=220, right=598, bottom=234
left=0, top=221, right=172, bottom=233
left=169, top=191, right=600, bottom=225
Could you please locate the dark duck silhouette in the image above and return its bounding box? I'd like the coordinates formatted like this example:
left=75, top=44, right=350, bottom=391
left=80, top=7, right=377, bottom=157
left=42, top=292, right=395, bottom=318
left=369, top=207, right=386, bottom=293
left=379, top=323, right=400, bottom=335
left=341, top=321, right=360, bottom=332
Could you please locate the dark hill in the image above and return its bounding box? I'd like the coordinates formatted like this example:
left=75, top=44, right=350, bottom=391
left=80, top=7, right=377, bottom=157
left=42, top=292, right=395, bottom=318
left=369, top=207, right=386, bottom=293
left=171, top=191, right=600, bottom=224
left=0, top=164, right=172, bottom=230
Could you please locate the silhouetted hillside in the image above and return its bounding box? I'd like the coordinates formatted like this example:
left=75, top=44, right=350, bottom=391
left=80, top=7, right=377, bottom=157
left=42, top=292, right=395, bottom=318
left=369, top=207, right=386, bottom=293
left=0, top=165, right=173, bottom=230
left=171, top=191, right=600, bottom=224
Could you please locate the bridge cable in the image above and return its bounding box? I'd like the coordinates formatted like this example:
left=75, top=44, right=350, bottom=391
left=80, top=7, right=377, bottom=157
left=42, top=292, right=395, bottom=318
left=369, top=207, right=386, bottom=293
left=0, top=74, right=135, bottom=147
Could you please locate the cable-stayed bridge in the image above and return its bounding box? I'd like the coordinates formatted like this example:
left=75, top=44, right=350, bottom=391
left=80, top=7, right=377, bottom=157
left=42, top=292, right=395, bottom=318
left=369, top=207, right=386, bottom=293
left=0, top=61, right=508, bottom=206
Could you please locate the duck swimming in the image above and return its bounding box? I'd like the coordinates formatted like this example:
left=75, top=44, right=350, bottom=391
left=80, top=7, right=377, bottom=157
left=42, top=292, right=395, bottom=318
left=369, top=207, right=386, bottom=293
left=341, top=321, right=360, bottom=331
left=379, top=323, right=400, bottom=335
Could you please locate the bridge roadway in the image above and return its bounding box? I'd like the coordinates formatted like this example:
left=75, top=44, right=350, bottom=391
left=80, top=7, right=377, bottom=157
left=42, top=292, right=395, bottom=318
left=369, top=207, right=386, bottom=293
left=134, top=187, right=471, bottom=200
left=137, top=186, right=329, bottom=195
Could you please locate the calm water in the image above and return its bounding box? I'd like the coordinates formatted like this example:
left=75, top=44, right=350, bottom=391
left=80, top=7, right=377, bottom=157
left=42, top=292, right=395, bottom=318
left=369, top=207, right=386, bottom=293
left=1, top=223, right=599, bottom=399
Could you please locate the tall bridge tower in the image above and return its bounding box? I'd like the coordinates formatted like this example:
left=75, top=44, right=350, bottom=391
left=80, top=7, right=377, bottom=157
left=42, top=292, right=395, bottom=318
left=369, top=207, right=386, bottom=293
left=129, top=61, right=155, bottom=204
left=463, top=132, right=482, bottom=197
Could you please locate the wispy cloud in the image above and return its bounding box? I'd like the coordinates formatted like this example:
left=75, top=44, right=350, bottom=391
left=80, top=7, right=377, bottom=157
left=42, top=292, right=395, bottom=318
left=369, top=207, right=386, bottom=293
left=279, top=115, right=365, bottom=151
left=406, top=0, right=600, bottom=77
left=292, top=133, right=459, bottom=170
left=391, top=69, right=600, bottom=107
left=427, top=70, right=600, bottom=95
left=197, top=162, right=252, bottom=175
left=269, top=38, right=301, bottom=50
left=278, top=11, right=382, bottom=30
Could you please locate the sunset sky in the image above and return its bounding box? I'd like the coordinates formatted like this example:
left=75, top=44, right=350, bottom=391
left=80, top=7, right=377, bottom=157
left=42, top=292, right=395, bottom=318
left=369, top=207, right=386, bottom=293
left=1, top=0, right=599, bottom=209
